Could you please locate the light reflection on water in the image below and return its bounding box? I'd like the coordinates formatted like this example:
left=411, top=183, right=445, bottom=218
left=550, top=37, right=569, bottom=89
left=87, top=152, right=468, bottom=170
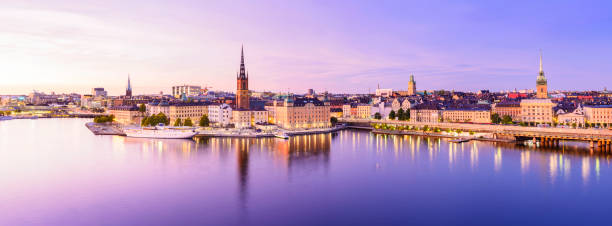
left=1, top=119, right=612, bottom=225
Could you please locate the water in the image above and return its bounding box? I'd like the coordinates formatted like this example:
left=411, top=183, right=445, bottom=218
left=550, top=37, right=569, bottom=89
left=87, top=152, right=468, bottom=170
left=1, top=118, right=611, bottom=225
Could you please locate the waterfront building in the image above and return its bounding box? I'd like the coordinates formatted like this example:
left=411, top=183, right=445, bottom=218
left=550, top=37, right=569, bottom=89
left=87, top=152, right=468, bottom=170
left=108, top=105, right=142, bottom=125
left=408, top=74, right=416, bottom=96
left=442, top=107, right=491, bottom=123
left=520, top=99, right=556, bottom=123
left=147, top=101, right=210, bottom=125
left=492, top=101, right=521, bottom=121
left=270, top=97, right=331, bottom=130
left=557, top=110, right=586, bottom=126
left=536, top=51, right=548, bottom=99
left=208, top=103, right=233, bottom=127
left=172, top=85, right=202, bottom=98
left=125, top=75, right=132, bottom=97
left=583, top=105, right=612, bottom=125
left=232, top=110, right=268, bottom=128
left=412, top=103, right=441, bottom=123
left=342, top=103, right=371, bottom=119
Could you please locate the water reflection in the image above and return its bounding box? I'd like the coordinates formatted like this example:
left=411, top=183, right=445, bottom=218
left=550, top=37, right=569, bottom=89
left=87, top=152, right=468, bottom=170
left=5, top=119, right=612, bottom=225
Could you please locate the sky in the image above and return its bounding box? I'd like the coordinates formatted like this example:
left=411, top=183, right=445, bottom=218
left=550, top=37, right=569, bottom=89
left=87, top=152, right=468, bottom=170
left=1, top=0, right=611, bottom=95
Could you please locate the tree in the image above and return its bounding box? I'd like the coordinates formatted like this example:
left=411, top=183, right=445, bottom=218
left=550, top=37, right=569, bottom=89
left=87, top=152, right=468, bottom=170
left=199, top=114, right=210, bottom=127
left=93, top=114, right=114, bottom=123
left=174, top=118, right=183, bottom=127
left=138, top=104, right=146, bottom=113
left=141, top=116, right=148, bottom=126
left=491, top=113, right=501, bottom=124
left=330, top=116, right=338, bottom=126
left=397, top=108, right=405, bottom=120
left=389, top=110, right=396, bottom=120
left=405, top=109, right=410, bottom=121
left=374, top=112, right=382, bottom=120
left=184, top=117, right=193, bottom=126
left=501, top=115, right=513, bottom=124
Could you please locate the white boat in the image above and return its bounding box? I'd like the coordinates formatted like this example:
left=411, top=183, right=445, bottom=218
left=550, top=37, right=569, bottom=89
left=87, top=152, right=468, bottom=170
left=275, top=133, right=289, bottom=139
left=124, top=124, right=197, bottom=139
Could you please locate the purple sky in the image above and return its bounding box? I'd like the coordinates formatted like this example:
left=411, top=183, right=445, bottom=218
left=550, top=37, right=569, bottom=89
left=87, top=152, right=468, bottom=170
left=1, top=0, right=611, bottom=95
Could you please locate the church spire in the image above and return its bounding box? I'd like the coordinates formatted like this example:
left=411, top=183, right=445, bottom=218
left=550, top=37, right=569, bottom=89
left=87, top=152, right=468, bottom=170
left=127, top=74, right=131, bottom=91
left=125, top=74, right=133, bottom=97
left=238, top=45, right=246, bottom=79
left=539, top=49, right=543, bottom=73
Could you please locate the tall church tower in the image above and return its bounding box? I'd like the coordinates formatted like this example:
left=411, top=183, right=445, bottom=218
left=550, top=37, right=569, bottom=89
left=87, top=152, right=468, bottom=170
left=536, top=51, right=548, bottom=99
left=408, top=74, right=416, bottom=96
left=126, top=74, right=132, bottom=97
left=236, top=46, right=250, bottom=110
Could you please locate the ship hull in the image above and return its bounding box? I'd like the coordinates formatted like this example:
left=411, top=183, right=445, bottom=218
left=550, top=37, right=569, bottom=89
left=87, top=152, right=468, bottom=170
left=124, top=129, right=196, bottom=139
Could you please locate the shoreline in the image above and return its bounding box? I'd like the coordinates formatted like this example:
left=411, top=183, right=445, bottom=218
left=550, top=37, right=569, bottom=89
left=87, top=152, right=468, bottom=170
left=371, top=129, right=516, bottom=143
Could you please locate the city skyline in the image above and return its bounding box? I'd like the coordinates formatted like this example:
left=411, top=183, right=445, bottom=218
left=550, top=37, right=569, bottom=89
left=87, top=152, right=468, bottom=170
left=2, top=0, right=612, bottom=95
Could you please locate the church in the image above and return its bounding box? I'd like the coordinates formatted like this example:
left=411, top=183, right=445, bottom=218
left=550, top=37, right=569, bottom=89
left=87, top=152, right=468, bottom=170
left=232, top=46, right=268, bottom=128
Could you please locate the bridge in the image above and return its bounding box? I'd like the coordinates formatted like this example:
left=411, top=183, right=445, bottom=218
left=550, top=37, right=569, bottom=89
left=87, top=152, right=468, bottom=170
left=340, top=118, right=612, bottom=150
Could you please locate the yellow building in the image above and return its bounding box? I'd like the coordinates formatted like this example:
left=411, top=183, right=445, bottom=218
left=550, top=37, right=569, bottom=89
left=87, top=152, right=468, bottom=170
left=233, top=110, right=268, bottom=129
left=520, top=99, right=556, bottom=123
left=584, top=105, right=612, bottom=125
left=442, top=108, right=490, bottom=123
left=108, top=105, right=143, bottom=125
left=270, top=98, right=331, bottom=130
left=342, top=103, right=371, bottom=119
left=147, top=101, right=209, bottom=125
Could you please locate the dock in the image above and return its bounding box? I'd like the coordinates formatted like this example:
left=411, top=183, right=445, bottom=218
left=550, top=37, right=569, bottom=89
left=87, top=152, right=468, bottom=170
left=85, top=122, right=125, bottom=136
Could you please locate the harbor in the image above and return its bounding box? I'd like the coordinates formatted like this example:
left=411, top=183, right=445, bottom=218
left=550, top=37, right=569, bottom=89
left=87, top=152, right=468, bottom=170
left=85, top=121, right=346, bottom=139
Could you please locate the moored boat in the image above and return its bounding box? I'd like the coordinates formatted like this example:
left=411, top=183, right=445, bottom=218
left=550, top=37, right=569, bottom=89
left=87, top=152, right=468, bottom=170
left=124, top=124, right=197, bottom=139
left=274, top=133, right=289, bottom=139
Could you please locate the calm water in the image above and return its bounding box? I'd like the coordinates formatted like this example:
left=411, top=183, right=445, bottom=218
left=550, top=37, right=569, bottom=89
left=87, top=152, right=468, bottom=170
left=1, top=119, right=611, bottom=225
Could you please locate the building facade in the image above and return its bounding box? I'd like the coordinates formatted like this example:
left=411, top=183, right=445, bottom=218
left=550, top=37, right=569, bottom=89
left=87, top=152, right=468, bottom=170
left=584, top=105, right=612, bottom=125
left=391, top=98, right=413, bottom=112
left=442, top=108, right=491, bottom=123
left=492, top=101, right=521, bottom=121
left=147, top=101, right=210, bottom=125
left=412, top=104, right=441, bottom=123
left=208, top=103, right=233, bottom=127
left=342, top=103, right=371, bottom=119
left=520, top=99, right=555, bottom=123
left=270, top=98, right=331, bottom=129
left=108, top=105, right=142, bottom=125
left=232, top=110, right=268, bottom=128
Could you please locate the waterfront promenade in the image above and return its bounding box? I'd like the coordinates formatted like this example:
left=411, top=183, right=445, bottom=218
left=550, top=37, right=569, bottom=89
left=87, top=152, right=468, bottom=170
left=341, top=118, right=612, bottom=149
